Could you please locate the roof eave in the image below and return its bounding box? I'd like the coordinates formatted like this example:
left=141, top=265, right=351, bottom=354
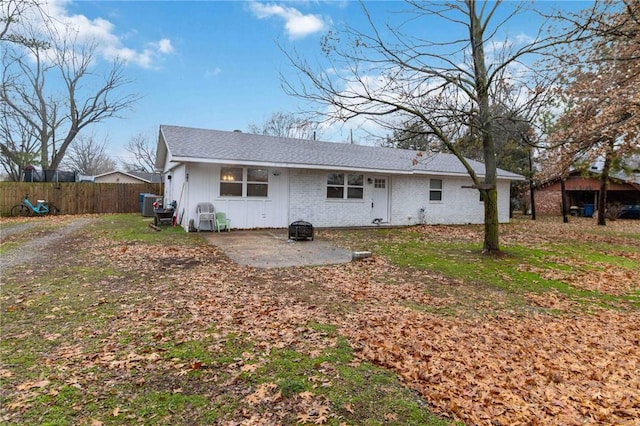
left=170, top=156, right=411, bottom=174
left=94, top=170, right=150, bottom=183
left=167, top=156, right=522, bottom=180
left=154, top=128, right=169, bottom=171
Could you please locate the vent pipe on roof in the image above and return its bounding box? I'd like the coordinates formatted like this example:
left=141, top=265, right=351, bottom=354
left=233, top=129, right=242, bottom=133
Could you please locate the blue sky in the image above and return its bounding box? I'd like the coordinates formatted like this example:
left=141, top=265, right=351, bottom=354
left=22, top=0, right=591, bottom=166
left=58, top=0, right=365, bottom=164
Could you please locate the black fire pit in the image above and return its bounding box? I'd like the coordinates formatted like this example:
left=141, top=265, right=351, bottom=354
left=289, top=221, right=314, bottom=241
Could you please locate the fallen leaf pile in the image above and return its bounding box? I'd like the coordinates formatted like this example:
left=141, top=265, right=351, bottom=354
left=518, top=258, right=638, bottom=295
left=342, top=305, right=639, bottom=425
left=412, top=218, right=640, bottom=298
left=91, top=239, right=639, bottom=425
left=1, top=215, right=639, bottom=425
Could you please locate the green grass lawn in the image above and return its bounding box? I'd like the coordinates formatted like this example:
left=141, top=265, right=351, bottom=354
left=0, top=215, right=456, bottom=425
left=320, top=217, right=639, bottom=312
left=1, top=214, right=637, bottom=425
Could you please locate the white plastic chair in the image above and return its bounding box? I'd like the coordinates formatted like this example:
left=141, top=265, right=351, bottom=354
left=196, top=202, right=215, bottom=231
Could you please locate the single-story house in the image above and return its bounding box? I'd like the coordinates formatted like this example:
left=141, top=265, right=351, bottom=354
left=129, top=171, right=163, bottom=183
left=94, top=170, right=162, bottom=184
left=534, top=170, right=640, bottom=216
left=155, top=125, right=524, bottom=230
left=94, top=170, right=149, bottom=183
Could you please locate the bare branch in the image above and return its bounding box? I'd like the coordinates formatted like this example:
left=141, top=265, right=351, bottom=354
left=282, top=0, right=595, bottom=251
left=61, top=134, right=116, bottom=175
left=248, top=111, right=322, bottom=140
left=1, top=19, right=139, bottom=174
left=122, top=133, right=157, bottom=173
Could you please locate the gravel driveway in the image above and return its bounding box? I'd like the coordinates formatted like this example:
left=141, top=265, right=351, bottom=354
left=1, top=218, right=354, bottom=270
left=0, top=217, right=95, bottom=270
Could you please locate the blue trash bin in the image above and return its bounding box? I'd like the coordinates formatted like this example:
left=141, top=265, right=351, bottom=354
left=583, top=204, right=595, bottom=217
left=140, top=193, right=156, bottom=215
left=140, top=193, right=146, bottom=214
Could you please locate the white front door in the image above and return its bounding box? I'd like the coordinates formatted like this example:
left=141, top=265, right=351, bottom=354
left=371, top=176, right=389, bottom=223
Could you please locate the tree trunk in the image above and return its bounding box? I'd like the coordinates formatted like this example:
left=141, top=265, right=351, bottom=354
left=50, top=127, right=79, bottom=171
left=529, top=150, right=536, bottom=220
left=597, top=147, right=613, bottom=226
left=483, top=189, right=500, bottom=253
left=560, top=178, right=569, bottom=223
left=597, top=174, right=608, bottom=226
left=529, top=182, right=536, bottom=219
left=40, top=128, right=50, bottom=169
left=469, top=1, right=500, bottom=253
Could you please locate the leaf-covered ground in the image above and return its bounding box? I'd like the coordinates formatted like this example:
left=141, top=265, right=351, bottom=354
left=1, top=215, right=638, bottom=425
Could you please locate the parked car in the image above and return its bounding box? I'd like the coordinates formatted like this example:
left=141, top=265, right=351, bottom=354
left=619, top=203, right=640, bottom=219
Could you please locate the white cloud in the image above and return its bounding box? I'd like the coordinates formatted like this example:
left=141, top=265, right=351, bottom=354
left=248, top=2, right=328, bottom=39
left=484, top=33, right=536, bottom=56
left=18, top=0, right=174, bottom=69
left=204, top=67, right=222, bottom=78
left=156, top=38, right=174, bottom=54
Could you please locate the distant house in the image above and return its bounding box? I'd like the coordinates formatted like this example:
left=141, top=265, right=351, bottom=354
left=155, top=125, right=524, bottom=230
left=128, top=171, right=163, bottom=183
left=93, top=170, right=162, bottom=184
left=534, top=170, right=640, bottom=216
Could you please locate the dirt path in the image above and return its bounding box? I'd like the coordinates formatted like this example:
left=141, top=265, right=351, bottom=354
left=0, top=217, right=96, bottom=271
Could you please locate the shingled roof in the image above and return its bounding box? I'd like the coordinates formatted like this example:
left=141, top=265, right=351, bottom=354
left=157, top=125, right=523, bottom=180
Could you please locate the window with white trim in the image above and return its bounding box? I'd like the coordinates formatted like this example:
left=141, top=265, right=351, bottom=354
left=247, top=168, right=268, bottom=196
left=429, top=179, right=443, bottom=201
left=220, top=167, right=268, bottom=197
left=327, top=173, right=364, bottom=199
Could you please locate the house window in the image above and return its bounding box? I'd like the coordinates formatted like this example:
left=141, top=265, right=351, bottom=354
left=220, top=167, right=243, bottom=196
left=374, top=178, right=386, bottom=189
left=220, top=167, right=268, bottom=197
left=429, top=179, right=443, bottom=201
left=247, top=168, right=268, bottom=197
left=327, top=173, right=364, bottom=199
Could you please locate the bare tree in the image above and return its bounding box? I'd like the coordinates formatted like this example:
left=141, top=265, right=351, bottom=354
left=61, top=134, right=116, bottom=175
left=283, top=0, right=587, bottom=253
left=122, top=133, right=157, bottom=173
left=0, top=9, right=139, bottom=180
left=381, top=120, right=440, bottom=151
left=0, top=103, right=39, bottom=180
left=1, top=0, right=23, bottom=41
left=542, top=0, right=640, bottom=225
left=1, top=0, right=44, bottom=44
left=248, top=111, right=322, bottom=140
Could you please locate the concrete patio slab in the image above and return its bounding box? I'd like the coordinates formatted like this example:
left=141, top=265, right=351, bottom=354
left=202, top=229, right=352, bottom=268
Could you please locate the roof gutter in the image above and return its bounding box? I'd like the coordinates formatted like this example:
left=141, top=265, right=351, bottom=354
left=167, top=156, right=524, bottom=181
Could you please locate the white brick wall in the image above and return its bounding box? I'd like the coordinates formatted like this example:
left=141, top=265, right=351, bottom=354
left=178, top=164, right=514, bottom=229
left=422, top=176, right=486, bottom=224
left=288, top=170, right=512, bottom=227
left=388, top=175, right=501, bottom=226
left=389, top=175, right=428, bottom=225
left=289, top=169, right=372, bottom=227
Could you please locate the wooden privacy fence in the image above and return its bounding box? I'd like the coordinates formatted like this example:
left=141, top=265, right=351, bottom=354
left=0, top=182, right=164, bottom=216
